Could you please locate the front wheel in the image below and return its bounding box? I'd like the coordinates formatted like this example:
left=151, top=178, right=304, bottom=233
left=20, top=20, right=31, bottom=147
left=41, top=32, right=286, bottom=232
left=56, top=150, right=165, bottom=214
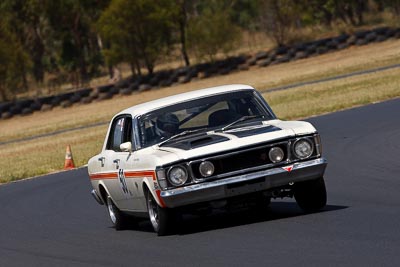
left=294, top=177, right=327, bottom=213
left=106, top=195, right=129, bottom=230
left=146, top=190, right=178, bottom=236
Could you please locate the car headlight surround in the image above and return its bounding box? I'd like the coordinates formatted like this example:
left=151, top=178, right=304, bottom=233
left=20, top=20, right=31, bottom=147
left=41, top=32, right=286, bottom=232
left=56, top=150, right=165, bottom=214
left=156, top=169, right=168, bottom=190
left=199, top=161, right=215, bottom=177
left=167, top=165, right=188, bottom=186
left=293, top=138, right=314, bottom=159
left=268, top=147, right=284, bottom=163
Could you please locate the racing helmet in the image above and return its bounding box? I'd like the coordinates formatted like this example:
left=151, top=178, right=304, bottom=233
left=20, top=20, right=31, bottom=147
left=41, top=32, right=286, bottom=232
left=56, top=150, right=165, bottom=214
left=155, top=113, right=179, bottom=138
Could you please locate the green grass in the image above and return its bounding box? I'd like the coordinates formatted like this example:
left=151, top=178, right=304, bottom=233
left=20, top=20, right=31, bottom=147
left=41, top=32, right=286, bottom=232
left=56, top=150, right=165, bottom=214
left=0, top=125, right=106, bottom=183
left=265, top=69, right=400, bottom=119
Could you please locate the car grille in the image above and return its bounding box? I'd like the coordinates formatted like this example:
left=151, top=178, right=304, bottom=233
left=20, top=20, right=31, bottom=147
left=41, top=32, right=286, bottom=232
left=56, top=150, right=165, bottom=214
left=189, top=140, right=289, bottom=180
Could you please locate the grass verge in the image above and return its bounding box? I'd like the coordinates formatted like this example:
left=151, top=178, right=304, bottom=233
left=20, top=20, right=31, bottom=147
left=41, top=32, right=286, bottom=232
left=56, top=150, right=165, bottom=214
left=265, top=68, right=400, bottom=119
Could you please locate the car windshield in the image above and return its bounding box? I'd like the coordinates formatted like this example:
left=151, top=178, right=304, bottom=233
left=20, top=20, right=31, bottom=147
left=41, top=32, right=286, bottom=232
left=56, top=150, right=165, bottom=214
left=137, top=90, right=275, bottom=148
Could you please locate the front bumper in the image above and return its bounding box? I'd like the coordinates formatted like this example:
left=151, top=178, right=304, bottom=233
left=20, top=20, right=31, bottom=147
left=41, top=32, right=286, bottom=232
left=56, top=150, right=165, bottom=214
left=161, top=158, right=327, bottom=208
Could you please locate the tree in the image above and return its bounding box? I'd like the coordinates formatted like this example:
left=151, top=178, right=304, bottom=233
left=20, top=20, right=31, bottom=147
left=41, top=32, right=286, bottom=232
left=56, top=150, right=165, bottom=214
left=2, top=0, right=47, bottom=83
left=231, top=0, right=260, bottom=31
left=296, top=0, right=336, bottom=26
left=259, top=0, right=299, bottom=46
left=0, top=16, right=31, bottom=101
left=187, top=0, right=241, bottom=61
left=333, top=0, right=367, bottom=26
left=174, top=0, right=191, bottom=66
left=0, top=0, right=47, bottom=89
left=299, top=0, right=368, bottom=27
left=98, top=0, right=175, bottom=76
left=45, top=0, right=107, bottom=85
left=377, top=0, right=400, bottom=16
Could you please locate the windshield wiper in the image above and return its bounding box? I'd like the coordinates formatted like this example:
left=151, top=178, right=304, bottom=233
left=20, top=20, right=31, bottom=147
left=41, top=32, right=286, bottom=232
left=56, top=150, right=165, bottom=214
left=220, top=115, right=266, bottom=132
left=158, top=128, right=205, bottom=146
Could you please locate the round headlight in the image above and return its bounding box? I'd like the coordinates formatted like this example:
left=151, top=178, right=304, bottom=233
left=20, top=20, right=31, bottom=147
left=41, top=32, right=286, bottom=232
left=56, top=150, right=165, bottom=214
left=167, top=166, right=188, bottom=186
left=294, top=139, right=314, bottom=159
left=199, top=161, right=215, bottom=177
left=269, top=147, right=284, bottom=163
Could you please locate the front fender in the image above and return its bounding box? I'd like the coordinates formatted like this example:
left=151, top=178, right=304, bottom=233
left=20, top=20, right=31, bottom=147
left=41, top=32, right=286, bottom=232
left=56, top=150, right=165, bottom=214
left=95, top=181, right=112, bottom=205
left=142, top=178, right=167, bottom=208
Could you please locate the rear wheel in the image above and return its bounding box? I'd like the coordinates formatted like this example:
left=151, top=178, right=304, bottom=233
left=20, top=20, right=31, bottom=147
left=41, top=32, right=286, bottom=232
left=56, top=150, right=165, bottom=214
left=294, top=177, right=327, bottom=213
left=146, top=190, right=177, bottom=236
left=106, top=195, right=128, bottom=230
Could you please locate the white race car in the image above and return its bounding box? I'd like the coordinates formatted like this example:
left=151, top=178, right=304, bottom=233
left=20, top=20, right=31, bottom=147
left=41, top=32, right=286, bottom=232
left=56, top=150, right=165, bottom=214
left=88, top=84, right=327, bottom=235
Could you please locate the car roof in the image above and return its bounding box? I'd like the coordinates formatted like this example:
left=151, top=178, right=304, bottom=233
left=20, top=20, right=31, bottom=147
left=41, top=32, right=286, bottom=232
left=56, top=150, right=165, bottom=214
left=117, top=84, right=255, bottom=117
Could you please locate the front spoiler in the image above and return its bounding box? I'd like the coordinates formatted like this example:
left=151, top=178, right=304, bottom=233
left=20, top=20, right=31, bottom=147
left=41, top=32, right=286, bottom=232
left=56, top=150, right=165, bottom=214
left=160, top=158, right=327, bottom=208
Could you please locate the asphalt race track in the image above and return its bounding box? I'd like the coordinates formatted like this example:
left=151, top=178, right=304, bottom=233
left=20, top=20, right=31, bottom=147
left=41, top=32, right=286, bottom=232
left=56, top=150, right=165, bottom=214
left=1, top=98, right=399, bottom=266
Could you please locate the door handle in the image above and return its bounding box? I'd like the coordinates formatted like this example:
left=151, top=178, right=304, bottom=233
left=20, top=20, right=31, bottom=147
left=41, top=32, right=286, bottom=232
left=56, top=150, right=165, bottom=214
left=113, top=159, right=120, bottom=169
left=98, top=157, right=105, bottom=167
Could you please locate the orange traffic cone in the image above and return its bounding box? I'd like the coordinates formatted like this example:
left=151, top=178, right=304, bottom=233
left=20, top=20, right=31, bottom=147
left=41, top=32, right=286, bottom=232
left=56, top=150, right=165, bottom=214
left=64, top=145, right=75, bottom=169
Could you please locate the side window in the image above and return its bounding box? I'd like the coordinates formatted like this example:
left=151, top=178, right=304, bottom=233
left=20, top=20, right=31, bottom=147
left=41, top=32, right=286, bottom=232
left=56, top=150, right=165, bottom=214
left=107, top=116, right=132, bottom=151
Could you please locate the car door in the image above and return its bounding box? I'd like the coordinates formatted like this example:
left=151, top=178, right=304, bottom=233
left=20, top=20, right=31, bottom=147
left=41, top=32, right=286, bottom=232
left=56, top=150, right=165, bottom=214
left=102, top=115, right=137, bottom=210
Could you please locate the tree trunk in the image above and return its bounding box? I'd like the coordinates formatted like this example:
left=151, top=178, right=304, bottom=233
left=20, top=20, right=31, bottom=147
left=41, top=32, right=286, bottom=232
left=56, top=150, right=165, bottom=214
left=31, top=17, right=45, bottom=83
left=355, top=0, right=365, bottom=25
left=73, top=13, right=88, bottom=85
left=179, top=1, right=190, bottom=66
left=0, top=85, right=8, bottom=102
left=180, top=22, right=190, bottom=66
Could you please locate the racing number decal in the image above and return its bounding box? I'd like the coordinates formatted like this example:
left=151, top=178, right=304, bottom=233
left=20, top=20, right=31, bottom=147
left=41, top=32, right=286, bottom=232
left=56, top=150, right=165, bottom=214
left=118, top=169, right=129, bottom=196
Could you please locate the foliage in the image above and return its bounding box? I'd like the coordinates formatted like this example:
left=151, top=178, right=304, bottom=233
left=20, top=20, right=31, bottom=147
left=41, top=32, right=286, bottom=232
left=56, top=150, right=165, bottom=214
left=0, top=0, right=399, bottom=100
left=1, top=0, right=47, bottom=84
left=45, top=0, right=108, bottom=84
left=98, top=0, right=175, bottom=75
left=259, top=0, right=300, bottom=46
left=258, top=0, right=373, bottom=46
left=187, top=0, right=241, bottom=61
left=0, top=15, right=31, bottom=101
left=231, top=0, right=260, bottom=31
left=377, top=0, right=400, bottom=16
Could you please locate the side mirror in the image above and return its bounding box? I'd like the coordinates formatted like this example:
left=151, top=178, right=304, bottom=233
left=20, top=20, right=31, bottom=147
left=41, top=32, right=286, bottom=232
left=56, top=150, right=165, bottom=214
left=120, top=142, right=132, bottom=152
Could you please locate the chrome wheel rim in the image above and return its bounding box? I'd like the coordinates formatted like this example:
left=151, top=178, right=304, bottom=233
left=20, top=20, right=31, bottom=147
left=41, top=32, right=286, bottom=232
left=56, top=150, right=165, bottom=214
left=147, top=193, right=159, bottom=231
left=107, top=197, right=117, bottom=224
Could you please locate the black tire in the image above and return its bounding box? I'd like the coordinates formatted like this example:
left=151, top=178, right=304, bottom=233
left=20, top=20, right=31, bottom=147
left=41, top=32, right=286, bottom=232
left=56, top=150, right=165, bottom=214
left=294, top=177, right=327, bottom=213
left=106, top=195, right=128, bottom=230
left=146, top=189, right=177, bottom=236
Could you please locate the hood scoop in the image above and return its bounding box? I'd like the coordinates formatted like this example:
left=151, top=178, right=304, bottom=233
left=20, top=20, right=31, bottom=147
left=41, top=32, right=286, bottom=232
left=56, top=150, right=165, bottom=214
left=161, top=134, right=229, bottom=150
left=225, top=124, right=281, bottom=138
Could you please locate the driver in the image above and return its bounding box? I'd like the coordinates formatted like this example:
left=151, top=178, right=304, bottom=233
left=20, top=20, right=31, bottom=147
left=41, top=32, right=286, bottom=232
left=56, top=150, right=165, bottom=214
left=155, top=113, right=179, bottom=139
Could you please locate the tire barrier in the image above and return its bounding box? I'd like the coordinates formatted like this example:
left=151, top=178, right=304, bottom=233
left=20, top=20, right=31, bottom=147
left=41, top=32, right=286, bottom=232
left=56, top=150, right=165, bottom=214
left=138, top=84, right=152, bottom=92
left=0, top=103, right=12, bottom=119
left=97, top=92, right=113, bottom=100
left=40, top=104, right=52, bottom=112
left=22, top=107, right=33, bottom=115
left=60, top=100, right=73, bottom=108
left=80, top=96, right=93, bottom=104
left=30, top=100, right=42, bottom=111
left=1, top=26, right=400, bottom=120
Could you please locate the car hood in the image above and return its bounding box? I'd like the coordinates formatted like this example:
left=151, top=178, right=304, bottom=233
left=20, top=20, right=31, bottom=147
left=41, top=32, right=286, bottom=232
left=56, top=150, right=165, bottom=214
left=153, top=119, right=316, bottom=164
